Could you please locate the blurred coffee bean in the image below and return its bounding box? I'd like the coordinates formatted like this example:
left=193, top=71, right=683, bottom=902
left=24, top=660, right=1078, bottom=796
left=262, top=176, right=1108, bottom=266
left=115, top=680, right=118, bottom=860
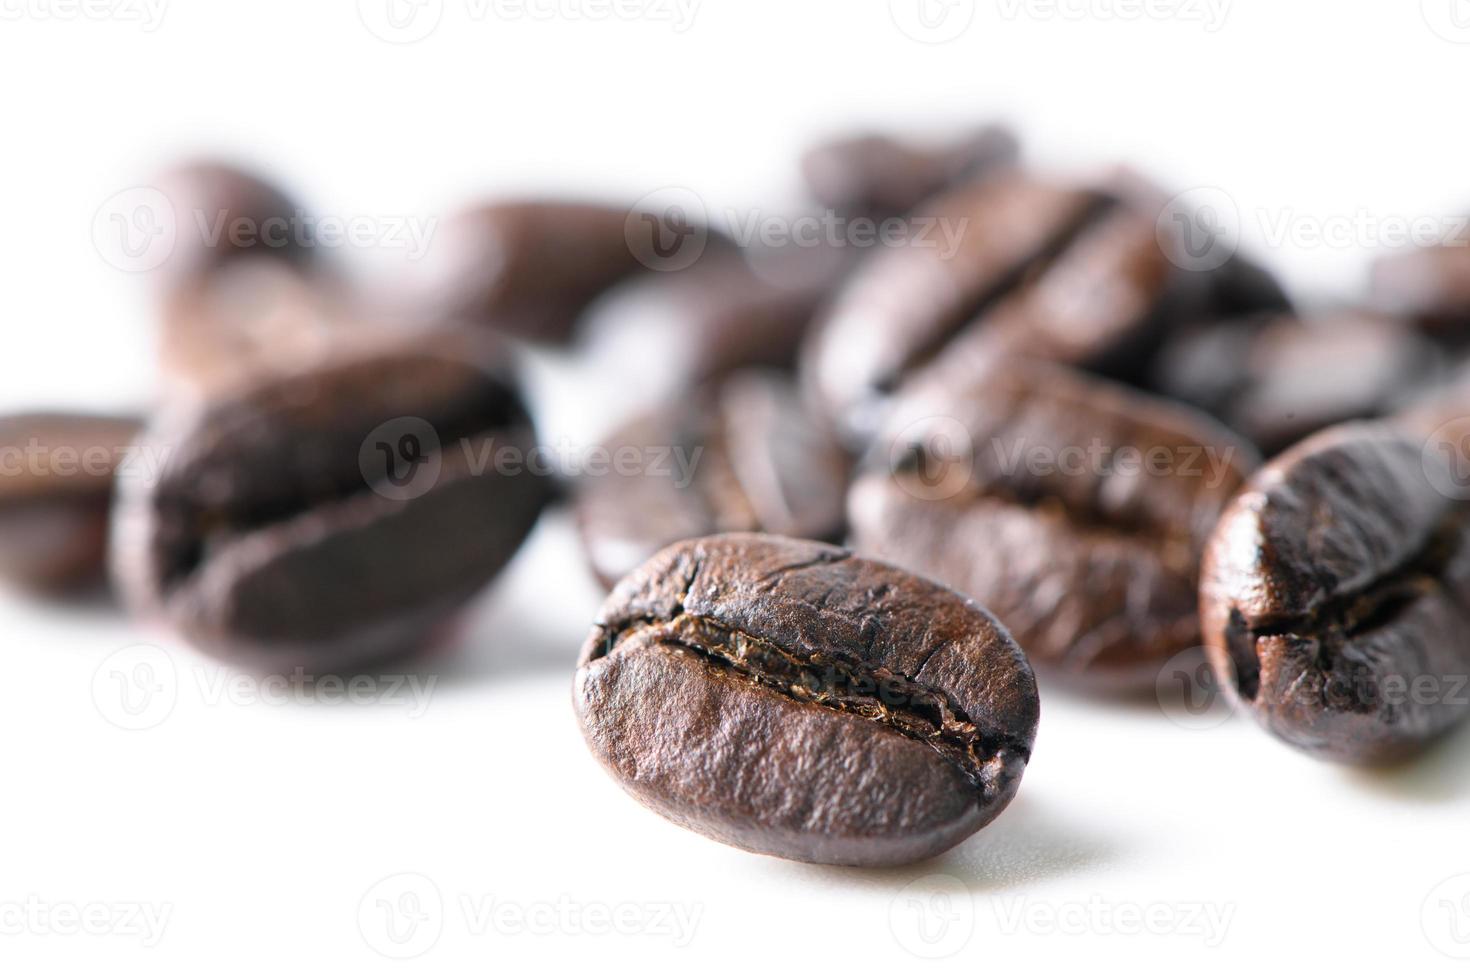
left=153, top=160, right=311, bottom=285
left=800, top=124, right=1019, bottom=220
left=574, top=371, right=849, bottom=590
left=1102, top=167, right=1293, bottom=321
left=414, top=199, right=728, bottom=344
left=1208, top=252, right=1294, bottom=319
left=1201, top=423, right=1470, bottom=763
left=802, top=170, right=1275, bottom=443
left=1371, top=242, right=1470, bottom=338
left=112, top=336, right=550, bottom=671
left=848, top=356, right=1257, bottom=691
left=0, top=413, right=140, bottom=594
left=583, top=244, right=842, bottom=403
left=803, top=172, right=1104, bottom=441
left=1152, top=312, right=1440, bottom=456
left=158, top=258, right=358, bottom=397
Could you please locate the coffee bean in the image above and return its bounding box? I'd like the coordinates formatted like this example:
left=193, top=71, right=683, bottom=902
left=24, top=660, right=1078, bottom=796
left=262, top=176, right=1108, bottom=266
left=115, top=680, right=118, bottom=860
left=158, top=258, right=355, bottom=396
left=154, top=161, right=310, bottom=285
left=112, top=337, right=550, bottom=671
left=1151, top=312, right=1440, bottom=455
left=0, top=413, right=140, bottom=594
left=574, top=533, right=1039, bottom=866
left=415, top=200, right=727, bottom=344
left=584, top=244, right=841, bottom=400
left=1206, top=252, right=1294, bottom=320
left=1371, top=242, right=1470, bottom=339
left=800, top=124, right=1019, bottom=221
left=1200, top=423, right=1470, bottom=763
left=804, top=173, right=1217, bottom=442
left=848, top=356, right=1257, bottom=690
left=573, top=371, right=849, bottom=589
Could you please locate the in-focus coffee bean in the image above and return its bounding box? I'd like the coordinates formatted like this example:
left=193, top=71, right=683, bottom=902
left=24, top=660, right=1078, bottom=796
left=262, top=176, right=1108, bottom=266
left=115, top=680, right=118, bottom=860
left=112, top=336, right=550, bottom=671
left=574, top=533, right=1039, bottom=867
left=849, top=356, right=1257, bottom=690
left=0, top=413, right=140, bottom=593
left=800, top=124, right=1019, bottom=221
left=573, top=371, right=849, bottom=589
left=1200, top=422, right=1470, bottom=763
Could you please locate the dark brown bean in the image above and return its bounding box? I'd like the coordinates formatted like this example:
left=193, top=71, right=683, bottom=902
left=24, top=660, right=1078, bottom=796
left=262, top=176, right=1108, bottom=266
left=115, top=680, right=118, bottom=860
left=574, top=533, right=1039, bottom=867
left=0, top=414, right=140, bottom=593
left=1200, top=422, right=1470, bottom=763
left=112, top=336, right=550, bottom=672
left=413, top=200, right=727, bottom=344
left=800, top=124, right=1019, bottom=221
left=1371, top=243, right=1470, bottom=339
left=573, top=371, right=849, bottom=589
left=157, top=259, right=356, bottom=397
left=1151, top=311, right=1441, bottom=455
left=803, top=169, right=1290, bottom=444
left=584, top=245, right=841, bottom=397
left=153, top=161, right=311, bottom=285
left=848, top=356, right=1257, bottom=690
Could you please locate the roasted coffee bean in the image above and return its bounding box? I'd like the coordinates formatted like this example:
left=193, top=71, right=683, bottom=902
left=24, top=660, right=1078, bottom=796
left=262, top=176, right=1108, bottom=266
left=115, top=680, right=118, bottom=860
left=415, top=200, right=727, bottom=344
left=1371, top=242, right=1470, bottom=339
left=154, top=161, right=311, bottom=285
left=1206, top=252, right=1294, bottom=320
left=1151, top=312, right=1440, bottom=455
left=574, top=533, right=1039, bottom=867
left=0, top=413, right=140, bottom=593
left=801, top=172, right=1232, bottom=443
left=583, top=245, right=841, bottom=401
left=112, top=337, right=550, bottom=671
left=848, top=356, right=1257, bottom=690
left=573, top=371, right=849, bottom=589
left=158, top=258, right=356, bottom=396
left=1200, top=423, right=1470, bottom=763
left=800, top=124, right=1019, bottom=221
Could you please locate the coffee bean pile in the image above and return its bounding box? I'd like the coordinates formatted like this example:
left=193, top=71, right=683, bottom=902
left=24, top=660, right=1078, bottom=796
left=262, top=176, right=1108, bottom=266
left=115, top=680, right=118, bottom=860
left=8, top=127, right=1470, bottom=865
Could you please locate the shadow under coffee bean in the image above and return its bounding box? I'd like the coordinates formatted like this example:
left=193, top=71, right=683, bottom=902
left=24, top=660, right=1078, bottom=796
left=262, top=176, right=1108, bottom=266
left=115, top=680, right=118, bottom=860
left=111, top=336, right=551, bottom=673
left=1200, top=422, right=1470, bottom=764
left=574, top=533, right=1039, bottom=867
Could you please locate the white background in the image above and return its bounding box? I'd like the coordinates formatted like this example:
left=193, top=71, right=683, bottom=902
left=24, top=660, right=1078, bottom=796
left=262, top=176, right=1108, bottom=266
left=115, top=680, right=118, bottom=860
left=3, top=1, right=1470, bottom=976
